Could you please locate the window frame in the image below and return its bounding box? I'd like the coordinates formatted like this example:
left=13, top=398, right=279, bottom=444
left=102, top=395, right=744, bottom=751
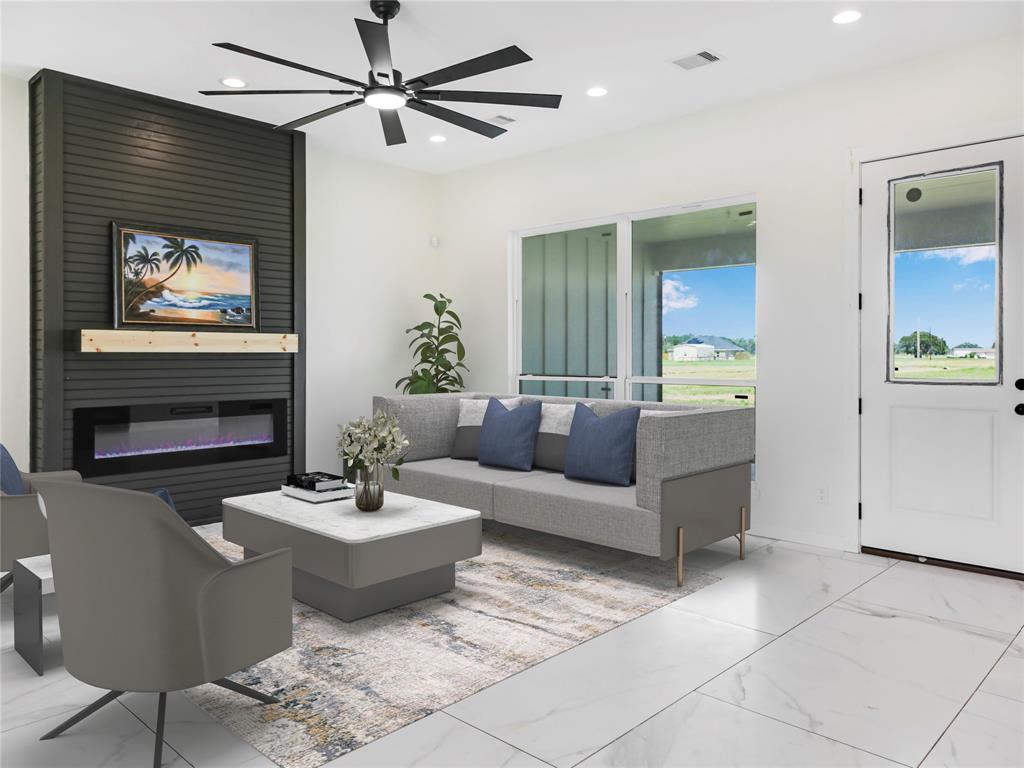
left=884, top=163, right=1003, bottom=386
left=508, top=193, right=758, bottom=401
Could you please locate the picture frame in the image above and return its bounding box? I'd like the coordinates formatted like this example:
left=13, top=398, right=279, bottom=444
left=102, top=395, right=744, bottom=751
left=112, top=221, right=259, bottom=331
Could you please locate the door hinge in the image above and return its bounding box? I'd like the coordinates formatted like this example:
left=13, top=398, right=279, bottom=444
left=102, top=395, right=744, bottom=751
left=858, top=398, right=863, bottom=415
left=858, top=292, right=863, bottom=310
left=858, top=187, right=863, bottom=205
left=858, top=502, right=862, bottom=520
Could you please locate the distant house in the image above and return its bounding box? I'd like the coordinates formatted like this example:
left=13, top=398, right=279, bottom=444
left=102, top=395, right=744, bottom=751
left=671, top=335, right=744, bottom=361
left=671, top=342, right=716, bottom=361
left=951, top=347, right=996, bottom=359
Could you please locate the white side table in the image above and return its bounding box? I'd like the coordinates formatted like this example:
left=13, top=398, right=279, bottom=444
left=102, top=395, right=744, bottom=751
left=13, top=554, right=55, bottom=675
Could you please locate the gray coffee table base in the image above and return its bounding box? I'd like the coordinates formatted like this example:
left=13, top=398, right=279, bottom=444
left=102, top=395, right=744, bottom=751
left=244, top=548, right=454, bottom=621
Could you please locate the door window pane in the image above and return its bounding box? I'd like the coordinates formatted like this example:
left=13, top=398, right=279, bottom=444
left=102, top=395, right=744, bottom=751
left=521, top=223, right=616, bottom=378
left=631, top=203, right=756, bottom=401
left=889, top=167, right=1000, bottom=383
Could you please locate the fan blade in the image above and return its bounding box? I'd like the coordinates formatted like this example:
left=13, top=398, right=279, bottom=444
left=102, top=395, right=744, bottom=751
left=379, top=110, right=406, bottom=146
left=405, top=45, right=531, bottom=90
left=213, top=43, right=365, bottom=88
left=406, top=99, right=505, bottom=139
left=200, top=89, right=359, bottom=96
left=417, top=90, right=561, bottom=109
left=354, top=19, right=394, bottom=85
left=275, top=98, right=364, bottom=131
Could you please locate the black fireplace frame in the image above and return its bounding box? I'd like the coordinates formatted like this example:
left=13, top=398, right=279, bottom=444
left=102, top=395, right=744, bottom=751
left=73, top=399, right=287, bottom=478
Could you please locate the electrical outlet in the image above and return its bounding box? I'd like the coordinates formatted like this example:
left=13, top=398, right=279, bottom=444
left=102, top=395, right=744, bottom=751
left=816, top=487, right=829, bottom=505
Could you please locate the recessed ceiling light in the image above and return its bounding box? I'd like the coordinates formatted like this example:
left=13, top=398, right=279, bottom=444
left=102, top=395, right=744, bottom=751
left=429, top=135, right=447, bottom=143
left=220, top=77, right=247, bottom=88
left=586, top=86, right=608, bottom=98
left=832, top=10, right=861, bottom=24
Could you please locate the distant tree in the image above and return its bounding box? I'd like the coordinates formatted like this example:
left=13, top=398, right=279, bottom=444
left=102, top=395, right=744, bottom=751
left=954, top=342, right=980, bottom=349
left=896, top=331, right=948, bottom=357
left=728, top=337, right=756, bottom=355
left=662, top=334, right=693, bottom=352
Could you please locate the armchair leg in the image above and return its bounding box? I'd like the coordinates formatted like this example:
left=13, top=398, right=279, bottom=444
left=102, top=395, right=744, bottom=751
left=213, top=677, right=280, bottom=705
left=153, top=692, right=166, bottom=768
left=739, top=506, right=748, bottom=560
left=40, top=690, right=124, bottom=740
left=676, top=527, right=684, bottom=587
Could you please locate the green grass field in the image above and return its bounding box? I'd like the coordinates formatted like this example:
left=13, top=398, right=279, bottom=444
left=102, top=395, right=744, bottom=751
left=892, top=354, right=997, bottom=381
left=660, top=358, right=757, bottom=380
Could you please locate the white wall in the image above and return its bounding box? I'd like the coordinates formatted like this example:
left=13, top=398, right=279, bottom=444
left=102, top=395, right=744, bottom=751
left=436, top=34, right=1024, bottom=550
left=0, top=74, right=30, bottom=466
left=304, top=137, right=441, bottom=471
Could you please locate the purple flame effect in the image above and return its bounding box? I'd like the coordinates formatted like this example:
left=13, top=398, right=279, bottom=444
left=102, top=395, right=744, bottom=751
left=95, top=433, right=272, bottom=459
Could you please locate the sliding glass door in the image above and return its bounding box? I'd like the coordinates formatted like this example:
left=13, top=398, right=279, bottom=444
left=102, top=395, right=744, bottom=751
left=511, top=196, right=756, bottom=406
left=630, top=202, right=757, bottom=406
left=515, top=221, right=621, bottom=398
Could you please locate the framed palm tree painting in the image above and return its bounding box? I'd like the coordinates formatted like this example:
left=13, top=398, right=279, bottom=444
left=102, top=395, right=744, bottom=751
left=112, top=222, right=259, bottom=330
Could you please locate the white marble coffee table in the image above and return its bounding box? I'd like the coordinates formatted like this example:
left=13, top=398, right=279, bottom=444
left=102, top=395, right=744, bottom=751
left=222, top=491, right=481, bottom=621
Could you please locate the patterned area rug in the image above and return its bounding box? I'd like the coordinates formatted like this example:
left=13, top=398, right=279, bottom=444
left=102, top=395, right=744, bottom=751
left=189, top=521, right=718, bottom=768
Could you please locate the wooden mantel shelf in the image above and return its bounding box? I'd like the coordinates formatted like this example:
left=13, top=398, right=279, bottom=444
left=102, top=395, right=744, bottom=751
left=80, top=329, right=299, bottom=353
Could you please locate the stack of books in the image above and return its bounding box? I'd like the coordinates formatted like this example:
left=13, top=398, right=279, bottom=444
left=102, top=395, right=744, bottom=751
left=281, top=472, right=354, bottom=503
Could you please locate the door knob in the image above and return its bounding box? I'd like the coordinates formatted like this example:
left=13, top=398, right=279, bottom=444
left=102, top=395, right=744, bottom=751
left=1016, top=378, right=1024, bottom=391
left=1016, top=404, right=1024, bottom=416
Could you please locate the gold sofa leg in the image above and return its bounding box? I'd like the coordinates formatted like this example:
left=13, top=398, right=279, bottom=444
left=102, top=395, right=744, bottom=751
left=676, top=527, right=684, bottom=587
left=739, top=506, right=748, bottom=560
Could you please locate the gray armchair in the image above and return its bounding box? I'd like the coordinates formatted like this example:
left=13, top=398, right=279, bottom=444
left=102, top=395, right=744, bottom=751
left=31, top=480, right=293, bottom=767
left=0, top=462, right=81, bottom=591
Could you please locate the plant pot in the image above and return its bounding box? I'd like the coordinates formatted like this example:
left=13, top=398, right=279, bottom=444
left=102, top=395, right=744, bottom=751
left=355, top=464, right=384, bottom=512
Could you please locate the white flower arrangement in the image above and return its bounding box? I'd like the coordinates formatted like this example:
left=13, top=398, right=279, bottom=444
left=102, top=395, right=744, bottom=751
left=337, top=410, right=410, bottom=481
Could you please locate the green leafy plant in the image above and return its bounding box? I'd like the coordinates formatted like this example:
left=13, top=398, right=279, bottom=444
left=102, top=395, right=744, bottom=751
left=395, top=293, right=468, bottom=394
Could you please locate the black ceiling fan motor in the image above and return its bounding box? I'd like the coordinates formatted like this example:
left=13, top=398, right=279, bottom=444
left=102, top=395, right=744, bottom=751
left=370, top=1, right=400, bottom=22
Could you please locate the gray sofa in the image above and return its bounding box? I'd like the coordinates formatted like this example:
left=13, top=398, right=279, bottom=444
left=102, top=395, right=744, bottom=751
left=373, top=393, right=755, bottom=585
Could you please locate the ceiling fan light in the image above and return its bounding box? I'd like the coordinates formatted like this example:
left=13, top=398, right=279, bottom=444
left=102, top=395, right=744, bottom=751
left=364, top=87, right=408, bottom=110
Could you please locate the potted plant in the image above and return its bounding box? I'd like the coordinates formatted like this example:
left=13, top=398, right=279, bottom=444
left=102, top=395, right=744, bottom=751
left=337, top=411, right=409, bottom=512
left=395, top=293, right=468, bottom=393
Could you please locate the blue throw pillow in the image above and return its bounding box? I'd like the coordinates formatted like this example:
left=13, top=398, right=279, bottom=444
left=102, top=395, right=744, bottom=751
left=477, top=398, right=542, bottom=471
left=564, top=404, right=641, bottom=486
left=0, top=443, right=25, bottom=495
left=151, top=487, right=176, bottom=512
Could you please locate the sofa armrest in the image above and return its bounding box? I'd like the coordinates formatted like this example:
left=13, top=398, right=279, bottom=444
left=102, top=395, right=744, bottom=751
left=197, top=548, right=293, bottom=680
left=373, top=393, right=477, bottom=461
left=635, top=408, right=754, bottom=512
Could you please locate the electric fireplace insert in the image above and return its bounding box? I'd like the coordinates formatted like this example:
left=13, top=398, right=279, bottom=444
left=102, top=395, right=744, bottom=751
left=73, top=399, right=287, bottom=477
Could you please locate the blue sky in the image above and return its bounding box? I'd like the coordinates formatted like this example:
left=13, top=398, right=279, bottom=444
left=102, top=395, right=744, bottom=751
left=893, top=246, right=997, bottom=348
left=662, top=264, right=755, bottom=339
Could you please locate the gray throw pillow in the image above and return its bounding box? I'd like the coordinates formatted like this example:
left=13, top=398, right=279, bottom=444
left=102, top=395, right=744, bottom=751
left=451, top=397, right=521, bottom=459
left=534, top=402, right=594, bottom=472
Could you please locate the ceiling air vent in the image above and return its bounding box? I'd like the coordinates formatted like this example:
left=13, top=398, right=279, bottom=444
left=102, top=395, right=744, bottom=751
left=672, top=50, right=722, bottom=71
left=491, top=114, right=517, bottom=126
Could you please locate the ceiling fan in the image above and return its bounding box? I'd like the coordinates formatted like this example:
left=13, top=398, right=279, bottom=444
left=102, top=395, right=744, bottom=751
left=200, top=0, right=562, bottom=145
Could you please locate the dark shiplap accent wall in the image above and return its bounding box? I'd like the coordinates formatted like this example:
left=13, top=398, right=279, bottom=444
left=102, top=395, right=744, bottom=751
left=30, top=70, right=306, bottom=524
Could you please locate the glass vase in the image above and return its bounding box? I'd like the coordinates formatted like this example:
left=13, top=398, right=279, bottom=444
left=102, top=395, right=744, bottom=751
left=355, top=464, right=384, bottom=512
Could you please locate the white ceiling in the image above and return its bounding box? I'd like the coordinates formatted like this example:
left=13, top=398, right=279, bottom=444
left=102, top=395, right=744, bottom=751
left=2, top=1, right=1019, bottom=174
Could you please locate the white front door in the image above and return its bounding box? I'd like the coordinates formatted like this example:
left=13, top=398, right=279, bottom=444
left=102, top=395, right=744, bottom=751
left=860, top=137, right=1023, bottom=574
